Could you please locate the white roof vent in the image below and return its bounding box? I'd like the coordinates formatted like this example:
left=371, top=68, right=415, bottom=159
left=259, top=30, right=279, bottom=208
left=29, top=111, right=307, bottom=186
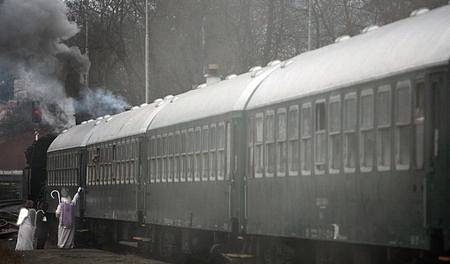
left=87, top=119, right=94, bottom=123
left=95, top=121, right=102, bottom=126
left=280, top=60, right=294, bottom=69
left=81, top=121, right=87, bottom=125
left=195, top=83, right=207, bottom=89
left=106, top=117, right=113, bottom=122
left=164, top=95, right=174, bottom=101
left=267, top=60, right=281, bottom=66
left=410, top=8, right=429, bottom=17
left=225, top=74, right=237, bottom=80
left=140, top=103, right=148, bottom=107
left=96, top=116, right=104, bottom=120
left=361, top=25, right=379, bottom=34
left=249, top=66, right=263, bottom=78
left=103, top=115, right=111, bottom=119
left=153, top=98, right=163, bottom=104
left=62, top=129, right=68, bottom=134
left=335, top=35, right=351, bottom=43
left=170, top=96, right=178, bottom=103
left=131, top=106, right=140, bottom=110
left=249, top=66, right=262, bottom=73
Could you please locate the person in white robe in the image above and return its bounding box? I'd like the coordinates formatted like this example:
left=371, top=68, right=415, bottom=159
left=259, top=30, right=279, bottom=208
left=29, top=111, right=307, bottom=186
left=55, top=187, right=82, bottom=249
left=15, top=200, right=36, bottom=251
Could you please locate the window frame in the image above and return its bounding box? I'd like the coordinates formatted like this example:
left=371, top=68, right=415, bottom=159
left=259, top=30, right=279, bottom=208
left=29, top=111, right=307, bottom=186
left=174, top=131, right=181, bottom=182
left=314, top=99, right=327, bottom=175
left=217, top=122, right=226, bottom=181
left=264, top=110, right=276, bottom=177
left=394, top=80, right=412, bottom=171
left=209, top=124, right=217, bottom=181
left=343, top=92, right=357, bottom=174
left=254, top=112, right=264, bottom=178
left=328, top=95, right=341, bottom=174
left=301, top=102, right=312, bottom=176
left=276, top=108, right=287, bottom=177
left=359, top=88, right=375, bottom=173
left=187, top=128, right=195, bottom=181
left=202, top=125, right=209, bottom=181
left=287, top=105, right=299, bottom=176
left=376, top=85, right=392, bottom=172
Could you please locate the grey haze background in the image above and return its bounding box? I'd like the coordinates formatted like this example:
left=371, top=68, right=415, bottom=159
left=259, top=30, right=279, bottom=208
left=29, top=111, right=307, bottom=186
left=64, top=0, right=448, bottom=107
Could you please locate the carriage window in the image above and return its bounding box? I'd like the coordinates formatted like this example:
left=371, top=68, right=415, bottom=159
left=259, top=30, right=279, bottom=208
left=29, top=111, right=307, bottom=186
left=126, top=142, right=131, bottom=184
left=172, top=133, right=178, bottom=182
left=202, top=126, right=209, bottom=181
left=255, top=113, right=264, bottom=178
left=376, top=85, right=391, bottom=171
left=344, top=93, right=357, bottom=173
left=217, top=123, right=226, bottom=180
left=156, top=136, right=162, bottom=182
left=195, top=127, right=202, bottom=181
left=315, top=101, right=326, bottom=174
left=96, top=148, right=101, bottom=184
left=226, top=122, right=232, bottom=180
left=247, top=117, right=255, bottom=178
left=265, top=110, right=275, bottom=177
left=360, top=89, right=374, bottom=172
left=415, top=81, right=425, bottom=169
left=162, top=135, right=167, bottom=182
left=329, top=96, right=341, bottom=173
left=301, top=103, right=312, bottom=175
left=150, top=137, right=155, bottom=183
left=209, top=124, right=217, bottom=181
left=276, top=109, right=287, bottom=176
left=129, top=143, right=134, bottom=184
left=181, top=130, right=187, bottom=182
left=395, top=80, right=411, bottom=170
left=187, top=129, right=194, bottom=181
left=287, top=106, right=299, bottom=176
left=112, top=145, right=117, bottom=184
left=122, top=142, right=127, bottom=184
left=166, top=135, right=172, bottom=183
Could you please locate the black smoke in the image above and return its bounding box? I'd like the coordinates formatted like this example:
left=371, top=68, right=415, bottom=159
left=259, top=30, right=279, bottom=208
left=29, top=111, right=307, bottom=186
left=0, top=0, right=89, bottom=130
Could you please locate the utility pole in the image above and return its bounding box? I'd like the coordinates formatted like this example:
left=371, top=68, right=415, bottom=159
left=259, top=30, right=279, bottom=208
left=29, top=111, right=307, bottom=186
left=84, top=0, right=89, bottom=87
left=308, top=0, right=312, bottom=51
left=145, top=0, right=150, bottom=103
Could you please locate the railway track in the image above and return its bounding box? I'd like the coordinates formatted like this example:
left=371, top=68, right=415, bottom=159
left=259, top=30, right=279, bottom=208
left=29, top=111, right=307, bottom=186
left=0, top=199, right=21, bottom=238
left=0, top=199, right=22, bottom=209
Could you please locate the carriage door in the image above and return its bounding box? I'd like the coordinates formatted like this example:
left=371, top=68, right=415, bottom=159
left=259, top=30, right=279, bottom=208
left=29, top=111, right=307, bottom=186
left=425, top=71, right=448, bottom=251
left=79, top=149, right=87, bottom=217
left=137, top=137, right=146, bottom=224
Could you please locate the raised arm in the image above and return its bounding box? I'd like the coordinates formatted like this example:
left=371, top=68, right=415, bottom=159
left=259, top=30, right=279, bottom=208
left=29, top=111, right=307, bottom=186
left=71, top=187, right=82, bottom=206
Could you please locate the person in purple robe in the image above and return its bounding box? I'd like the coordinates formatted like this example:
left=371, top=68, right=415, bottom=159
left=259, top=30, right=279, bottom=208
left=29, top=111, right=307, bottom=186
left=55, top=187, right=82, bottom=248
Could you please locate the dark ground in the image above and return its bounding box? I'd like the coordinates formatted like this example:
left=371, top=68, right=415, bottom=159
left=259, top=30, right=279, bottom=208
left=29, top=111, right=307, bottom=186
left=0, top=238, right=168, bottom=264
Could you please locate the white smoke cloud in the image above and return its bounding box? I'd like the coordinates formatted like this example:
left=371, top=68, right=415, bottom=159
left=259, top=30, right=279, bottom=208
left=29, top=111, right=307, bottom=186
left=75, top=88, right=129, bottom=119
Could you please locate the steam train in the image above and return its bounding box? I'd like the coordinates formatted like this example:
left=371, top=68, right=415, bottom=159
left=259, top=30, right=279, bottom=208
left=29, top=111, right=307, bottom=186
left=43, top=6, right=450, bottom=264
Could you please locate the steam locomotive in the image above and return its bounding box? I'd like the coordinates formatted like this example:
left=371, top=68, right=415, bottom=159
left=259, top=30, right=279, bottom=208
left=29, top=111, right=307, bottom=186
left=43, top=5, right=450, bottom=264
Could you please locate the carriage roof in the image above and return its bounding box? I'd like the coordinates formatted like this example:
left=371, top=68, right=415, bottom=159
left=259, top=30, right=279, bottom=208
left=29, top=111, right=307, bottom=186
left=85, top=101, right=166, bottom=145
left=47, top=121, right=97, bottom=153
left=246, top=5, right=450, bottom=109
left=149, top=65, right=278, bottom=130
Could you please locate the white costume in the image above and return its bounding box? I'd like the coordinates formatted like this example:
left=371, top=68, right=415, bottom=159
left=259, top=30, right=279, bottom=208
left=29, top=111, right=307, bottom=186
left=55, top=189, right=80, bottom=249
left=15, top=208, right=36, bottom=251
